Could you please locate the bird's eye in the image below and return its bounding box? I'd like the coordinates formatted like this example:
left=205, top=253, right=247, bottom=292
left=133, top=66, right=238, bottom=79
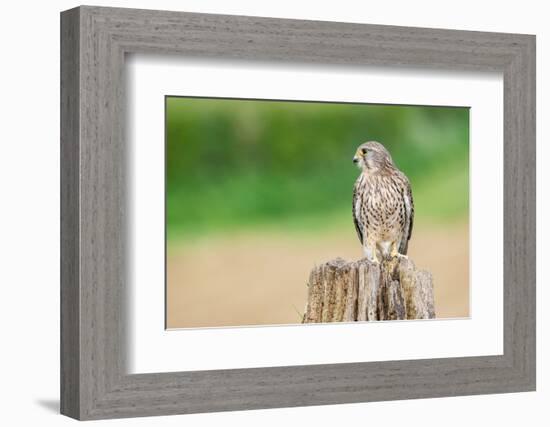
left=361, top=148, right=368, bottom=155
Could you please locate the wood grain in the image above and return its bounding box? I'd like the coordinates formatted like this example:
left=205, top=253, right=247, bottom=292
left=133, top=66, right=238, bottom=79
left=303, top=257, right=435, bottom=323
left=60, top=6, right=536, bottom=420
left=60, top=7, right=80, bottom=419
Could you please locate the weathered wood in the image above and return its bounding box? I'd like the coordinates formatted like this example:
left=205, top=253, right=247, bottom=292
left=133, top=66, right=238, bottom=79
left=303, top=256, right=435, bottom=322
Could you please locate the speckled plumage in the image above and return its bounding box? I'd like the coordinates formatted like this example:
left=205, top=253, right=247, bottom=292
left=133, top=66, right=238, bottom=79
left=352, top=141, right=414, bottom=262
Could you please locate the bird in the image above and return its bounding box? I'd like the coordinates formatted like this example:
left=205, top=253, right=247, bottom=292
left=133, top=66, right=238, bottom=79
left=352, top=141, right=414, bottom=263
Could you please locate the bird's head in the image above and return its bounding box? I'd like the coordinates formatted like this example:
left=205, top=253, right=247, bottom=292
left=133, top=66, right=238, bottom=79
left=353, top=141, right=394, bottom=173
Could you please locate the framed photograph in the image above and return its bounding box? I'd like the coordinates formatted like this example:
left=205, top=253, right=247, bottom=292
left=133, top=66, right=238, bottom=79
left=61, top=6, right=535, bottom=420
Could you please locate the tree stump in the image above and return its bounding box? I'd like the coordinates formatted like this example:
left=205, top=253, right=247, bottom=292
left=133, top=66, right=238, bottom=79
left=302, top=256, right=435, bottom=323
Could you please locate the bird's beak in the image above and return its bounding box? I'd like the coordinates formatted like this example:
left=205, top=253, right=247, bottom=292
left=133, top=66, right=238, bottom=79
left=352, top=156, right=359, bottom=164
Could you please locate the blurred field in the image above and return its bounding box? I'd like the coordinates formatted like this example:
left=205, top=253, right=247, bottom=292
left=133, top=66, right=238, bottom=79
left=167, top=221, right=469, bottom=328
left=165, top=97, right=469, bottom=328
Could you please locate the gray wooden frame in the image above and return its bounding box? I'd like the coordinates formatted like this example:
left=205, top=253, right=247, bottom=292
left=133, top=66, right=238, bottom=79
left=60, top=5, right=536, bottom=421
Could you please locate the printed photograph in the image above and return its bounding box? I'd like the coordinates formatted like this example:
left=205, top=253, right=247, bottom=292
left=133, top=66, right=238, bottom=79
left=166, top=97, right=469, bottom=328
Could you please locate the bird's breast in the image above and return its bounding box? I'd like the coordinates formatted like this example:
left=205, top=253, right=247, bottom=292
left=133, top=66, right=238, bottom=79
left=356, top=174, right=406, bottom=233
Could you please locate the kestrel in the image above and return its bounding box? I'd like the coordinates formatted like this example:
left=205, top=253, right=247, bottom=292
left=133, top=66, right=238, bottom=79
left=352, top=141, right=414, bottom=263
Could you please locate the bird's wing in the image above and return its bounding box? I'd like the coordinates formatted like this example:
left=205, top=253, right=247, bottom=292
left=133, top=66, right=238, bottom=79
left=399, top=179, right=414, bottom=255
left=352, top=183, right=364, bottom=245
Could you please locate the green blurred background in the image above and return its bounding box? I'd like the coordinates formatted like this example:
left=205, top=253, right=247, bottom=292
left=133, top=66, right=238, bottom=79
left=166, top=97, right=469, bottom=240
left=166, top=97, right=469, bottom=328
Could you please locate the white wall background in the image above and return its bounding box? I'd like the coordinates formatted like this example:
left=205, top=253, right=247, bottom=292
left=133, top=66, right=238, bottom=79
left=0, top=0, right=546, bottom=425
